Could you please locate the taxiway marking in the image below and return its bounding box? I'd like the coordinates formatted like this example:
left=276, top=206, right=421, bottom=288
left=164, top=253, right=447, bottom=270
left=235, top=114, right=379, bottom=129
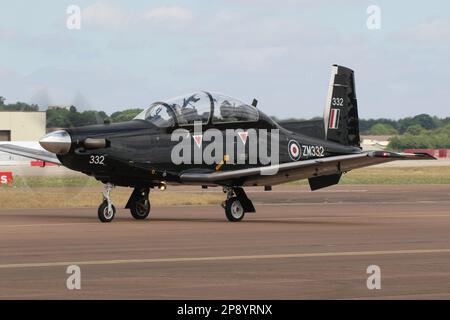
left=1, top=212, right=450, bottom=229
left=1, top=248, right=450, bottom=269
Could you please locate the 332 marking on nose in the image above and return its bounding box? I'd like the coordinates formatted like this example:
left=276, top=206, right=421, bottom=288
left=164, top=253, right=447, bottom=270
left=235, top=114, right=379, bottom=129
left=89, top=155, right=105, bottom=165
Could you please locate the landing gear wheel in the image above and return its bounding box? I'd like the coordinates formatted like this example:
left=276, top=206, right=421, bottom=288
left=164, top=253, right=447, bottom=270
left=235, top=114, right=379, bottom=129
left=98, top=201, right=116, bottom=223
left=225, top=197, right=245, bottom=222
left=130, top=199, right=151, bottom=220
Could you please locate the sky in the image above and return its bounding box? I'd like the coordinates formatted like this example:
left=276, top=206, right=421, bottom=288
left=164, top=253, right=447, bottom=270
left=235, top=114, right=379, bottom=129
left=0, top=0, right=449, bottom=119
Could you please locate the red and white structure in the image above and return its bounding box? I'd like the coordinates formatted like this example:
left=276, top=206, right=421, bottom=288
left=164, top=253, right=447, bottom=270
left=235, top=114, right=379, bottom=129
left=0, top=172, right=13, bottom=185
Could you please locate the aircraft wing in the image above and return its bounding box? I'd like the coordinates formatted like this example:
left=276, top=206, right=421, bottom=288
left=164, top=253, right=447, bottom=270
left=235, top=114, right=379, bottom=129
left=179, top=151, right=435, bottom=187
left=0, top=143, right=61, bottom=165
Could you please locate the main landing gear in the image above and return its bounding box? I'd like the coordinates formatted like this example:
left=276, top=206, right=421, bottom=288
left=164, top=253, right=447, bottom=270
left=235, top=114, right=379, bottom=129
left=126, top=187, right=151, bottom=220
left=97, top=184, right=151, bottom=223
left=222, top=187, right=255, bottom=222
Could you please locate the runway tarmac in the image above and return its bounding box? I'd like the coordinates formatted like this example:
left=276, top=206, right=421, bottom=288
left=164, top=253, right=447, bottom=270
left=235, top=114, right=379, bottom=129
left=1, top=184, right=450, bottom=299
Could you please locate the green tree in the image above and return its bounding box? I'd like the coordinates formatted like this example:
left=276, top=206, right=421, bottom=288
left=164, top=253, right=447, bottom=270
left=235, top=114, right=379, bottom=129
left=405, top=124, right=425, bottom=135
left=435, top=124, right=450, bottom=137
left=46, top=108, right=71, bottom=127
left=359, top=118, right=398, bottom=134
left=46, top=108, right=109, bottom=128
left=388, top=134, right=434, bottom=150
left=388, top=130, right=450, bottom=150
left=368, top=123, right=398, bottom=135
left=110, top=108, right=143, bottom=123
left=412, top=114, right=437, bottom=130
left=0, top=101, right=39, bottom=111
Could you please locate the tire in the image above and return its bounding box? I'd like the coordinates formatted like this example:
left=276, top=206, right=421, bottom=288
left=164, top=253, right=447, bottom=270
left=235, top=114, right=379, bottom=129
left=98, top=201, right=116, bottom=223
left=225, top=197, right=245, bottom=222
left=130, top=199, right=151, bottom=220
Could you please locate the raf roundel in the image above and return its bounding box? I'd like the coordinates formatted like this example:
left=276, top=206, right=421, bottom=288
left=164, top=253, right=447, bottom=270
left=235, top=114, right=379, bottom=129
left=288, top=140, right=301, bottom=161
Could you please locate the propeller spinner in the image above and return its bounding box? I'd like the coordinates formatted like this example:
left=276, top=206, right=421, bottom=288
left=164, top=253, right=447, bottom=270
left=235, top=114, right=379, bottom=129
left=39, top=130, right=72, bottom=155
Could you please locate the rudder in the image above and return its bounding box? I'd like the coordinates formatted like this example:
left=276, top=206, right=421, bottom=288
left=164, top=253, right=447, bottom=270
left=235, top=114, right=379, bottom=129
left=323, top=65, right=360, bottom=148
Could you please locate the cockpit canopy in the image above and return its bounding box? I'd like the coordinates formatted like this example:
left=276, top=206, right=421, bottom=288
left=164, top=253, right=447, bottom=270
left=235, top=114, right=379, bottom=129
left=134, top=91, right=259, bottom=127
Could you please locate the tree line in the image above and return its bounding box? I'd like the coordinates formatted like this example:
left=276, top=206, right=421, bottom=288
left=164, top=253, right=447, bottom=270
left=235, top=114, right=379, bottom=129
left=361, top=114, right=450, bottom=150
left=0, top=96, right=142, bottom=127
left=0, top=96, right=39, bottom=112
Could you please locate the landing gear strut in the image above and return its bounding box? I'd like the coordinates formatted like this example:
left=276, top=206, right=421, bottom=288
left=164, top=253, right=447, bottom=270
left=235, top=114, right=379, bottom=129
left=222, top=187, right=255, bottom=222
left=126, top=187, right=151, bottom=220
left=98, top=183, right=116, bottom=223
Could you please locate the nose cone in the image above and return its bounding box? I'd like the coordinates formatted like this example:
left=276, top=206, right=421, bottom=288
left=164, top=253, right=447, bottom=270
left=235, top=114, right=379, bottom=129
left=39, top=130, right=72, bottom=155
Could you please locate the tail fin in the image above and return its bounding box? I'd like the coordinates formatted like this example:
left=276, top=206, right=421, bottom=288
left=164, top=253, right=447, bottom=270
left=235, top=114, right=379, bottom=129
left=323, top=65, right=360, bottom=147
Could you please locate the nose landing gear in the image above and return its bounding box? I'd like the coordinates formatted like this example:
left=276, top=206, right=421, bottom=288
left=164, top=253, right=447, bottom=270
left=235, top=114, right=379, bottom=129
left=98, top=183, right=116, bottom=223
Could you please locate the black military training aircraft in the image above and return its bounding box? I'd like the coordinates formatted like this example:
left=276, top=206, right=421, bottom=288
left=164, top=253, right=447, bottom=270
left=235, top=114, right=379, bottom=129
left=0, top=65, right=435, bottom=222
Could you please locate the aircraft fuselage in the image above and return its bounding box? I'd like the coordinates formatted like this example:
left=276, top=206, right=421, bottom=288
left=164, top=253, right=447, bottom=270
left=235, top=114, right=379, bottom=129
left=58, top=113, right=360, bottom=188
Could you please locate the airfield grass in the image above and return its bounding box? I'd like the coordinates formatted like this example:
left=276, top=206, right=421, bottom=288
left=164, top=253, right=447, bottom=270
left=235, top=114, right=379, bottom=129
left=0, top=186, right=224, bottom=209
left=0, top=166, right=449, bottom=208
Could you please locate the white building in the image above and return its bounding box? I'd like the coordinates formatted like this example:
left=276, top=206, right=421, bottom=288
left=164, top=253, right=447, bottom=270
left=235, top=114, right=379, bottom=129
left=0, top=111, right=46, bottom=141
left=360, top=135, right=392, bottom=151
left=0, top=111, right=46, bottom=164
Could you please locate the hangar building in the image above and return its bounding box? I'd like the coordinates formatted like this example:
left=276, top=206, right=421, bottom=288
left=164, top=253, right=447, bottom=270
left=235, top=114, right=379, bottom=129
left=0, top=111, right=46, bottom=141
left=0, top=111, right=46, bottom=164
